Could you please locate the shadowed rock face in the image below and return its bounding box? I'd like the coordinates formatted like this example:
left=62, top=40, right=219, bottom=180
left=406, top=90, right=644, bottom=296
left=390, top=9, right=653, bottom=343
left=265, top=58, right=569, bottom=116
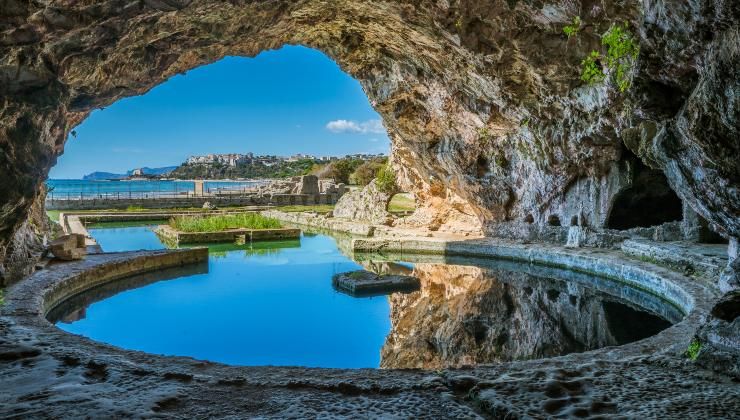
left=1, top=0, right=738, bottom=278
left=380, top=263, right=672, bottom=369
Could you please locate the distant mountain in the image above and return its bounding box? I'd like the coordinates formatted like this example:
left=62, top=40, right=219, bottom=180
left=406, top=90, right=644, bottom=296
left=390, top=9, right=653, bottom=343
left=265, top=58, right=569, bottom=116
left=82, top=171, right=127, bottom=181
left=82, top=166, right=178, bottom=180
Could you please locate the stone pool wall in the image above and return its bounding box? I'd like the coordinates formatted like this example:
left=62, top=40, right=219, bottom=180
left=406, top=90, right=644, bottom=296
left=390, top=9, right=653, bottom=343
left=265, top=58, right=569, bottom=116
left=154, top=225, right=301, bottom=244
left=35, top=248, right=208, bottom=317
left=46, top=193, right=342, bottom=211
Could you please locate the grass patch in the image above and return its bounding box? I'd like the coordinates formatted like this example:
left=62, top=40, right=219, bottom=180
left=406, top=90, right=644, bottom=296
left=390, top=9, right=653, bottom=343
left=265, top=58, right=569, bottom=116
left=686, top=339, right=702, bottom=361
left=388, top=193, right=416, bottom=213
left=274, top=204, right=335, bottom=213
left=169, top=213, right=282, bottom=233
left=46, top=210, right=62, bottom=223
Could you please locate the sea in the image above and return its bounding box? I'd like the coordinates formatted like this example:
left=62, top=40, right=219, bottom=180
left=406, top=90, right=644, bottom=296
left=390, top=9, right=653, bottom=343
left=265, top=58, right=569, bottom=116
left=46, top=179, right=266, bottom=199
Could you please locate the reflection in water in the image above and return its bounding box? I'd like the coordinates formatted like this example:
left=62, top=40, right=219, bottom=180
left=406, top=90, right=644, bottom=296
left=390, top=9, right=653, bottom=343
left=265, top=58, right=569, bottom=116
left=51, top=226, right=678, bottom=369
left=380, top=261, right=675, bottom=369
left=47, top=262, right=209, bottom=324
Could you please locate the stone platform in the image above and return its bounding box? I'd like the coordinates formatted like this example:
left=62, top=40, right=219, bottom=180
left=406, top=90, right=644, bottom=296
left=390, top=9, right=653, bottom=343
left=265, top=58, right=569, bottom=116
left=332, top=270, right=420, bottom=297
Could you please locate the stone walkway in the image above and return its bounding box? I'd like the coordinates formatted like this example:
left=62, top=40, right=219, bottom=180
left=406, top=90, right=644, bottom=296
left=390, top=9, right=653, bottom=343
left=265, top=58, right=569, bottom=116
left=1, top=243, right=738, bottom=418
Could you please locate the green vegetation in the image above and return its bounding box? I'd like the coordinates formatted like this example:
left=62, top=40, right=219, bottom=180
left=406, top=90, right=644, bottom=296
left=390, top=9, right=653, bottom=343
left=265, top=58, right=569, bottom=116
left=46, top=210, right=61, bottom=223
left=580, top=50, right=606, bottom=85
left=455, top=17, right=463, bottom=30
left=686, top=339, right=702, bottom=360
left=580, top=24, right=639, bottom=92
left=388, top=193, right=415, bottom=213
left=169, top=213, right=282, bottom=232
left=313, top=158, right=365, bottom=184
left=126, top=205, right=146, bottom=212
left=170, top=158, right=317, bottom=180
left=0, top=288, right=4, bottom=306
left=274, top=204, right=335, bottom=213
left=350, top=157, right=388, bottom=186
left=601, top=24, right=640, bottom=91
left=562, top=16, right=581, bottom=38
left=375, top=164, right=398, bottom=194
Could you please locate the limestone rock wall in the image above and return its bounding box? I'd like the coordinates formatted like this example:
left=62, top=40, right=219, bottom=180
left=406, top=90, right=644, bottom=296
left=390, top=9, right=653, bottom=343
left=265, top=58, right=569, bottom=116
left=1, top=0, right=738, bottom=277
left=333, top=180, right=394, bottom=224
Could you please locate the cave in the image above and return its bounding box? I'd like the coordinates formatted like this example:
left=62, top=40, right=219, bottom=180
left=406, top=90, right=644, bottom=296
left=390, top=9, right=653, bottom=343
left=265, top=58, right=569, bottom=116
left=547, top=215, right=561, bottom=227
left=606, top=168, right=683, bottom=230
left=1, top=0, right=739, bottom=417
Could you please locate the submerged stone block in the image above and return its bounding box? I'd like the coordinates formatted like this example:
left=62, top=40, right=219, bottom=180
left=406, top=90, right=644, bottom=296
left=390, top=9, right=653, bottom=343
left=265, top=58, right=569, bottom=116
left=332, top=270, right=419, bottom=297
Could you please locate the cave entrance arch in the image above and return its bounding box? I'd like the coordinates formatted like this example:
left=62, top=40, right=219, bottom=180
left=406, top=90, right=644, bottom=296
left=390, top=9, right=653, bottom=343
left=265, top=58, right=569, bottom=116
left=48, top=47, right=390, bottom=190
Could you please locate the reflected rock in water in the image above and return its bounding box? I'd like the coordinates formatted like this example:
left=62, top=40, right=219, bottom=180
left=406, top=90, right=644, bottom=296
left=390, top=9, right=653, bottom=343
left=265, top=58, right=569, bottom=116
left=380, top=263, right=672, bottom=369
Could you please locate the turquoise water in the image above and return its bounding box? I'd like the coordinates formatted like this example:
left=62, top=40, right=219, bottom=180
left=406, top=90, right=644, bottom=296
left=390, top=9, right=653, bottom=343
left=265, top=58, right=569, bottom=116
left=55, top=230, right=391, bottom=368
left=47, top=179, right=264, bottom=199
left=51, top=226, right=674, bottom=369
left=88, top=225, right=166, bottom=252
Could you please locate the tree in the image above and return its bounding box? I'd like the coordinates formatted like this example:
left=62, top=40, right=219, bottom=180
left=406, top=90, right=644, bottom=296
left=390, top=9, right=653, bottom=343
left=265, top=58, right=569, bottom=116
left=350, top=158, right=387, bottom=186
left=375, top=163, right=398, bottom=194
left=326, top=158, right=363, bottom=184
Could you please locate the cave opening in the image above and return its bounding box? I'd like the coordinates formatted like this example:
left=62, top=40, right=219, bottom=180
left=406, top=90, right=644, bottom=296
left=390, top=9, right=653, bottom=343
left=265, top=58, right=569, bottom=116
left=388, top=193, right=416, bottom=215
left=46, top=46, right=391, bottom=205
left=606, top=168, right=683, bottom=230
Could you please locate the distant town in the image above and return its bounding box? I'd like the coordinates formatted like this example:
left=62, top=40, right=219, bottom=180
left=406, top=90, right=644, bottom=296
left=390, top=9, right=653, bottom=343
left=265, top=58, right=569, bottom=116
left=83, top=152, right=388, bottom=181
left=184, top=152, right=385, bottom=168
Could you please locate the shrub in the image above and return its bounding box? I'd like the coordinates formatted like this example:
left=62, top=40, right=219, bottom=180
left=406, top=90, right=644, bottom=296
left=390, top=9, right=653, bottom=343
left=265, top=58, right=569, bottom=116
left=563, top=16, right=581, bottom=38
left=320, top=158, right=364, bottom=184
left=169, top=213, right=282, bottom=232
left=580, top=24, right=639, bottom=92
left=375, top=164, right=398, bottom=194
left=581, top=50, right=606, bottom=85
left=350, top=158, right=387, bottom=186
left=686, top=339, right=702, bottom=361
left=602, top=24, right=639, bottom=92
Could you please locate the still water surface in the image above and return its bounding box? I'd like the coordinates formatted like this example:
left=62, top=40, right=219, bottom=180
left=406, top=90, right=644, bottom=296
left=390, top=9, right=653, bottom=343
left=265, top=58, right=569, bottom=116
left=50, top=224, right=678, bottom=368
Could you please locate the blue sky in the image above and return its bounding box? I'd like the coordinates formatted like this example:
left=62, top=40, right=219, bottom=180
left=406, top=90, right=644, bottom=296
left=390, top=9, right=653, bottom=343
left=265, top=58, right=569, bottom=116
left=50, top=46, right=390, bottom=179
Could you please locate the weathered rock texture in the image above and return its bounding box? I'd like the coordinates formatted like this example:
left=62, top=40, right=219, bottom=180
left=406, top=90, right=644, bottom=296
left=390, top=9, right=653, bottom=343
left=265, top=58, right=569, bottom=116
left=380, top=262, right=673, bottom=369
left=0, top=3, right=738, bottom=274
left=333, top=179, right=395, bottom=224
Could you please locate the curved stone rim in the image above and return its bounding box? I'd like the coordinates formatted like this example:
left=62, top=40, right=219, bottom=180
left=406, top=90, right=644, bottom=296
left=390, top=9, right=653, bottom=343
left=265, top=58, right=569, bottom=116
left=2, top=240, right=718, bottom=376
